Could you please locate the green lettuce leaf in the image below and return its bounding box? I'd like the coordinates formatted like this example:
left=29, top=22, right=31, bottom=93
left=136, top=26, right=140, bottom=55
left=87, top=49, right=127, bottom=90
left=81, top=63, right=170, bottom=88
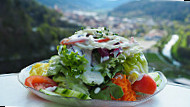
left=123, top=53, right=148, bottom=83
left=90, top=82, right=124, bottom=100
left=46, top=45, right=90, bottom=95
left=90, top=88, right=111, bottom=100
left=47, top=55, right=62, bottom=76
left=57, top=45, right=88, bottom=76
left=107, top=82, right=124, bottom=99
left=93, top=54, right=125, bottom=81
left=53, top=74, right=89, bottom=95
left=123, top=53, right=148, bottom=74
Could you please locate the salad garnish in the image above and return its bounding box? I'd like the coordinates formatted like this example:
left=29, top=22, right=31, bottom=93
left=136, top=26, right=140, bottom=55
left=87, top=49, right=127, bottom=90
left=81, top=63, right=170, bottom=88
left=25, top=27, right=162, bottom=101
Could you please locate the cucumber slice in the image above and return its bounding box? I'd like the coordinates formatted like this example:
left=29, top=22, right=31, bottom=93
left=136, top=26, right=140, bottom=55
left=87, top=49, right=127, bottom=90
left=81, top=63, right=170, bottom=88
left=148, top=72, right=162, bottom=87
left=156, top=79, right=162, bottom=87
left=55, top=87, right=91, bottom=100
left=39, top=89, right=61, bottom=96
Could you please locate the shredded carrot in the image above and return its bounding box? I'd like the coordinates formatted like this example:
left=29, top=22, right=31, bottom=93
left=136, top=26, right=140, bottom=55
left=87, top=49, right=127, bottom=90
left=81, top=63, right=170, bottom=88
left=111, top=73, right=136, bottom=101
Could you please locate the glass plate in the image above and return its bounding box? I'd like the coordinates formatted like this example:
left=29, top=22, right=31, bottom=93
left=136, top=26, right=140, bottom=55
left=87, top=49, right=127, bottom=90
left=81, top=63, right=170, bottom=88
left=18, top=60, right=167, bottom=106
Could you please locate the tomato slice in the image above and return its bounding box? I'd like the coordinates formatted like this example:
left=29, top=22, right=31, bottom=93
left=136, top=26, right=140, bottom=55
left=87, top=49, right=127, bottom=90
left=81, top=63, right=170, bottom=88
left=131, top=74, right=157, bottom=94
left=25, top=76, right=57, bottom=90
left=60, top=39, right=87, bottom=45
left=95, top=37, right=110, bottom=43
left=60, top=37, right=110, bottom=45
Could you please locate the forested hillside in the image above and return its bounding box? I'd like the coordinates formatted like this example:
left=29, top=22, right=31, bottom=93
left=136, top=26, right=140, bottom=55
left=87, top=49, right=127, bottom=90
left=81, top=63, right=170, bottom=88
left=0, top=0, right=79, bottom=74
left=110, top=0, right=190, bottom=22
left=111, top=0, right=190, bottom=68
left=171, top=23, right=190, bottom=68
left=37, top=0, right=131, bottom=11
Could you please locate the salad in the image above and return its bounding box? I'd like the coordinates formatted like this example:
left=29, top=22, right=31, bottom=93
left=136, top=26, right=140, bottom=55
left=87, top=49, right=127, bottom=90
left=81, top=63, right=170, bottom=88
left=25, top=27, right=162, bottom=101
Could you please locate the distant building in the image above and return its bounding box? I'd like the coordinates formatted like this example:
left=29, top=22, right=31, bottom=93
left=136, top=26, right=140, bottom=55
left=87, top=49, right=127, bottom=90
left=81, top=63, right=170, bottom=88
left=54, top=4, right=62, bottom=13
left=144, top=29, right=167, bottom=41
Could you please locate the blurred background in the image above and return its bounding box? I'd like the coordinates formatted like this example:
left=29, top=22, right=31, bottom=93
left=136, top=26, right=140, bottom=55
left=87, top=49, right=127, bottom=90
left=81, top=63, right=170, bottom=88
left=1, top=0, right=190, bottom=85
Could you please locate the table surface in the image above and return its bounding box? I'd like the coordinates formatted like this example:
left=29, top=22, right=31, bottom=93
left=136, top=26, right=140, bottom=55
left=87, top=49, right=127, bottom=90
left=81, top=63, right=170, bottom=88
left=1, top=74, right=190, bottom=107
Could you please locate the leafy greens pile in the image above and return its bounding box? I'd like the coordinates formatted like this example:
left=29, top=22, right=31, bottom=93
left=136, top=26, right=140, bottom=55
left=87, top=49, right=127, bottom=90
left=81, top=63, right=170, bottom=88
left=44, top=27, right=149, bottom=100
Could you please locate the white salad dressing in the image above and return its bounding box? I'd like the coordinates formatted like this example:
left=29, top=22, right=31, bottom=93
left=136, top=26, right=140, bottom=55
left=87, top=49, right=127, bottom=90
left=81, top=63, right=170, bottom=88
left=62, top=28, right=141, bottom=51
left=75, top=75, right=80, bottom=79
left=61, top=27, right=144, bottom=85
left=48, top=66, right=56, bottom=71
left=81, top=66, right=104, bottom=85
left=45, top=86, right=57, bottom=92
left=94, top=87, right=101, bottom=94
left=101, top=56, right=109, bottom=63
left=137, top=74, right=144, bottom=81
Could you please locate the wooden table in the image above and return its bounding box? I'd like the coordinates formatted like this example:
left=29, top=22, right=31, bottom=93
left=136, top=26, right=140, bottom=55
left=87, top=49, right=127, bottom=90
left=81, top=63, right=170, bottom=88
left=0, top=74, right=190, bottom=107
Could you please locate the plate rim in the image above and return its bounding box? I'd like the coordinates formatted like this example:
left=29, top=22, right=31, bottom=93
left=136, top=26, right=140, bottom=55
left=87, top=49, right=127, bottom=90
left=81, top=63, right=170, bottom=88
left=17, top=60, right=168, bottom=105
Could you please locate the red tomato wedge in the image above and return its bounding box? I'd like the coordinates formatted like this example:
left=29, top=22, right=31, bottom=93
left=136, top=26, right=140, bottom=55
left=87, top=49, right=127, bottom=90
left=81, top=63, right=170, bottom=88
left=25, top=76, right=57, bottom=90
left=60, top=39, right=87, bottom=45
left=60, top=37, right=110, bottom=45
left=132, top=74, right=157, bottom=94
left=95, top=37, right=110, bottom=43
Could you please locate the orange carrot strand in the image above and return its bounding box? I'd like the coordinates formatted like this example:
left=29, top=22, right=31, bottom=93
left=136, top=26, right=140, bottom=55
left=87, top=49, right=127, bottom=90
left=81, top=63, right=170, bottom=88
left=111, top=73, right=136, bottom=101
